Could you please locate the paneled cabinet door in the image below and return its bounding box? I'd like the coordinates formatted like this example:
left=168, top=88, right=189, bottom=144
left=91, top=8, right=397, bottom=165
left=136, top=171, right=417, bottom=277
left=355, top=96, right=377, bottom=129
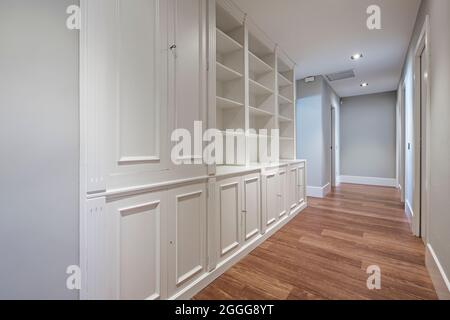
left=264, top=172, right=279, bottom=229
left=288, top=166, right=299, bottom=214
left=297, top=165, right=306, bottom=205
left=216, top=176, right=242, bottom=263
left=169, top=0, right=207, bottom=163
left=243, top=174, right=261, bottom=242
left=278, top=169, right=288, bottom=219
left=167, top=183, right=207, bottom=297
left=104, top=192, right=164, bottom=300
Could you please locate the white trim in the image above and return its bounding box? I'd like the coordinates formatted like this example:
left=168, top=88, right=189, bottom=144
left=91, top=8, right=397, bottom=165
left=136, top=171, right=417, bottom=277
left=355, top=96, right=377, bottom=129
left=411, top=15, right=431, bottom=238
left=338, top=175, right=397, bottom=187
left=87, top=175, right=210, bottom=201
left=405, top=200, right=413, bottom=219
left=307, top=183, right=331, bottom=198
left=426, top=244, right=450, bottom=300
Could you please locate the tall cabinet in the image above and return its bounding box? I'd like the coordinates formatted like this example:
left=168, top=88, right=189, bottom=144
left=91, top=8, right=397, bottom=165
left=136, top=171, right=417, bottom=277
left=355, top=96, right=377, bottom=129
left=81, top=0, right=306, bottom=301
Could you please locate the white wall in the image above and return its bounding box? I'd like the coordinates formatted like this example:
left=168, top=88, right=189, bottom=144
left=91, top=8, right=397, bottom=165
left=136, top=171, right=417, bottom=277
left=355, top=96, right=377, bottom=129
left=297, top=79, right=324, bottom=188
left=399, top=0, right=450, bottom=298
left=297, top=76, right=340, bottom=194
left=340, top=92, right=397, bottom=179
left=0, top=0, right=79, bottom=299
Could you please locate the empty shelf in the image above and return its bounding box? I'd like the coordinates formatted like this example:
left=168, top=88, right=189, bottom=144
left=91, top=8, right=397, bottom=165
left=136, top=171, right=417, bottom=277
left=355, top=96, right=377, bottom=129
left=216, top=28, right=243, bottom=55
left=216, top=96, right=243, bottom=109
left=278, top=94, right=293, bottom=105
left=249, top=106, right=274, bottom=118
left=249, top=52, right=273, bottom=75
left=217, top=62, right=243, bottom=82
left=249, top=79, right=274, bottom=96
left=278, top=115, right=293, bottom=122
left=278, top=73, right=292, bottom=87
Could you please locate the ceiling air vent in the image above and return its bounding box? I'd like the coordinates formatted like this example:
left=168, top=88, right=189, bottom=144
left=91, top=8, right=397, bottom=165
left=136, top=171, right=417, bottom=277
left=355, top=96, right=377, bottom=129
left=325, top=69, right=355, bottom=82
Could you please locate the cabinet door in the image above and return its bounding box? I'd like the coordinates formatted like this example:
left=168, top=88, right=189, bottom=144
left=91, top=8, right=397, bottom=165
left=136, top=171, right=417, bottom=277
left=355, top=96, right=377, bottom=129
left=102, top=192, right=164, bottom=300
left=86, top=0, right=170, bottom=191
left=169, top=0, right=207, bottom=162
left=297, top=165, right=306, bottom=205
left=278, top=169, right=288, bottom=218
left=167, top=183, right=207, bottom=297
left=243, top=174, right=261, bottom=242
left=216, top=177, right=242, bottom=262
left=265, top=173, right=279, bottom=228
left=288, top=167, right=298, bottom=214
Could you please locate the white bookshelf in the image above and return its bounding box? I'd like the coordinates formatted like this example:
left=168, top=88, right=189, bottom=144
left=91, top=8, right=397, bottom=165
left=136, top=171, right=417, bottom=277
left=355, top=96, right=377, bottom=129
left=214, top=0, right=296, bottom=165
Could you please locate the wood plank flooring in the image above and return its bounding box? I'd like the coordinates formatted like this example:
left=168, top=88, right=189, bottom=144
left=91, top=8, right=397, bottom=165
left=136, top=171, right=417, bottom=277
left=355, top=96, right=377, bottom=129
left=194, top=184, right=438, bottom=300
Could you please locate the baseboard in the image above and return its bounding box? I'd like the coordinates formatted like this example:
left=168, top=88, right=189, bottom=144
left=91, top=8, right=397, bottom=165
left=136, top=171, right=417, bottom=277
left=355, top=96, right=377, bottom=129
left=405, top=200, right=413, bottom=221
left=338, top=175, right=397, bottom=187
left=426, top=244, right=450, bottom=300
left=171, top=202, right=308, bottom=300
left=307, top=183, right=331, bottom=198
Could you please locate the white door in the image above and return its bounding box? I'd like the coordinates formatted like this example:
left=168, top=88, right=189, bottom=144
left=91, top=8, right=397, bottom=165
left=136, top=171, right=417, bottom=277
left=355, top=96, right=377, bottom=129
left=278, top=169, right=288, bottom=218
left=103, top=191, right=165, bottom=300
left=297, top=166, right=306, bottom=205
left=243, top=174, right=261, bottom=242
left=167, top=183, right=207, bottom=297
left=419, top=40, right=429, bottom=242
left=265, top=173, right=279, bottom=228
left=169, top=0, right=207, bottom=163
left=216, top=177, right=242, bottom=262
left=288, top=167, right=298, bottom=214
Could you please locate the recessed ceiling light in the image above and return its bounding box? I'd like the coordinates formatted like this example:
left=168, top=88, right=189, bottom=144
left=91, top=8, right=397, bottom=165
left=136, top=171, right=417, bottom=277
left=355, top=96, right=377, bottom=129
left=351, top=53, right=363, bottom=60
left=360, top=82, right=369, bottom=87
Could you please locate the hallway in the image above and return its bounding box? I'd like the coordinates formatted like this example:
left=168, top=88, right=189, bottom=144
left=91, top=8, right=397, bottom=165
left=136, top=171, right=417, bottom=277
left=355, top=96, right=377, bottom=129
left=195, top=184, right=437, bottom=300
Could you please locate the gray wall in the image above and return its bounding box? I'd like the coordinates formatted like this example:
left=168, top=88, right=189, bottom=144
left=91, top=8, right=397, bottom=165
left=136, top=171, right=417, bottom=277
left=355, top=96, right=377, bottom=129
left=340, top=92, right=397, bottom=179
left=0, top=0, right=79, bottom=299
left=399, top=0, right=450, bottom=296
left=297, top=76, right=340, bottom=188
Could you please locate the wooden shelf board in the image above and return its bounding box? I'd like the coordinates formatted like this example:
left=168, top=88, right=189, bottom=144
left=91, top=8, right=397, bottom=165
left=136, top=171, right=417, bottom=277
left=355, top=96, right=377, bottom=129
left=249, top=51, right=273, bottom=75
left=216, top=28, right=243, bottom=55
left=216, top=96, right=244, bottom=109
left=278, top=73, right=293, bottom=87
left=216, top=61, right=243, bottom=82
left=249, top=106, right=274, bottom=118
left=278, top=94, right=293, bottom=105
left=278, top=115, right=293, bottom=123
left=249, top=79, right=274, bottom=96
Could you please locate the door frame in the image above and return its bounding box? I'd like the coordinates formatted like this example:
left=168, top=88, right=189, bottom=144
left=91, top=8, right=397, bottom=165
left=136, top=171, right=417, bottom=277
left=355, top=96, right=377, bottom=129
left=411, top=15, right=430, bottom=239
left=400, top=82, right=406, bottom=203
left=330, top=106, right=337, bottom=187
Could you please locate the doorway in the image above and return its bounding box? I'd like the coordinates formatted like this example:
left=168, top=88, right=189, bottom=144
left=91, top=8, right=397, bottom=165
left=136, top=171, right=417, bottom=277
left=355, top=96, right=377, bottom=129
left=412, top=16, right=430, bottom=242
left=331, top=106, right=336, bottom=187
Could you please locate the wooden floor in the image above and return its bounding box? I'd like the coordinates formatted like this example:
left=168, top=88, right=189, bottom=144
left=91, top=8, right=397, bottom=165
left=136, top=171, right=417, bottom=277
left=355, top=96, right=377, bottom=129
left=194, top=184, right=438, bottom=300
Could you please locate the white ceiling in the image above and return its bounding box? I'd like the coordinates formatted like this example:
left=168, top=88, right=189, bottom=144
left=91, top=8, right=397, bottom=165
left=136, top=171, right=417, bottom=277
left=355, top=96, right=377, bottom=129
left=234, top=0, right=421, bottom=97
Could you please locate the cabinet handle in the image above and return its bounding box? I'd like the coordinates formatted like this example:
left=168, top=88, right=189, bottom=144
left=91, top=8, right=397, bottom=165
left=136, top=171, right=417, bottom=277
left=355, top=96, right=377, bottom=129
left=169, top=44, right=177, bottom=58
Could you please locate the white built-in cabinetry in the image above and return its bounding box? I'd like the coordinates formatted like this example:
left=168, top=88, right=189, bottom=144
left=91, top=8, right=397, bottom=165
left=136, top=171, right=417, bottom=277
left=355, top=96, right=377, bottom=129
left=212, top=0, right=297, bottom=166
left=81, top=0, right=306, bottom=300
